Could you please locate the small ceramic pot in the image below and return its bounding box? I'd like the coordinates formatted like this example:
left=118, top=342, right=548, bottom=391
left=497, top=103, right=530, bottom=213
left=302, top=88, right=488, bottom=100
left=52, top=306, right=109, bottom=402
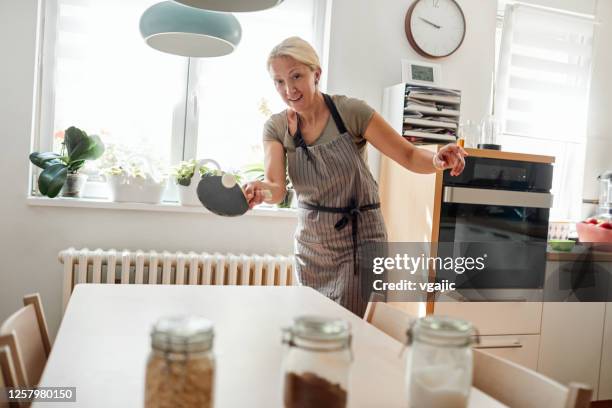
left=61, top=173, right=88, bottom=197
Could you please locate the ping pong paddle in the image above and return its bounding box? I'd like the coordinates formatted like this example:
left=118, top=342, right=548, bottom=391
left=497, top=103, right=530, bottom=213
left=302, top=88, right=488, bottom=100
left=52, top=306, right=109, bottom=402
left=197, top=173, right=271, bottom=217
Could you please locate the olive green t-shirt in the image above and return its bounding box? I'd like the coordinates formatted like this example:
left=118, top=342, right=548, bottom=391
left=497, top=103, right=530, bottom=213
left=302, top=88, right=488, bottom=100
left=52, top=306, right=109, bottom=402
left=262, top=94, right=375, bottom=162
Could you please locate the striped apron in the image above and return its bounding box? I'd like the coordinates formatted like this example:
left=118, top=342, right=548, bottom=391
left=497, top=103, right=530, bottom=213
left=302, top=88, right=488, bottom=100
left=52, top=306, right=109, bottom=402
left=287, top=94, right=387, bottom=316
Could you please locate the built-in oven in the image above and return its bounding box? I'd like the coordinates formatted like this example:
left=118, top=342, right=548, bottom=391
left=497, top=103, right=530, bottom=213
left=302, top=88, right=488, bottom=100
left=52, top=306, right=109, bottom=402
left=435, top=156, right=554, bottom=301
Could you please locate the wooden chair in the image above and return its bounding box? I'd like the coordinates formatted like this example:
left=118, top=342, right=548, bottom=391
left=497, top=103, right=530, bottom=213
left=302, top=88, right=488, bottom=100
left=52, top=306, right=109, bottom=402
left=0, top=294, right=51, bottom=388
left=363, top=293, right=416, bottom=343
left=473, top=349, right=592, bottom=408
left=1, top=345, right=19, bottom=408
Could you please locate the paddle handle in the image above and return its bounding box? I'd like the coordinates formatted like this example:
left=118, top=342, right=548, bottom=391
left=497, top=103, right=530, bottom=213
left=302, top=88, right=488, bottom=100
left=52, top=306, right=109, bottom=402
left=245, top=188, right=272, bottom=200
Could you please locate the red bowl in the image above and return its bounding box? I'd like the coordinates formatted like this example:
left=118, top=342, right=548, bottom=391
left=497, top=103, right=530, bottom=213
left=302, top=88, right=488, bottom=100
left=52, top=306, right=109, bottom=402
left=576, top=222, right=612, bottom=251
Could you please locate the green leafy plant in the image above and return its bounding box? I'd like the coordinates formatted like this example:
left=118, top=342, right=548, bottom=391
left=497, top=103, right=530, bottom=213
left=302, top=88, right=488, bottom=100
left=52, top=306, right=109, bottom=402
left=29, top=126, right=105, bottom=198
left=99, top=144, right=167, bottom=182
left=98, top=143, right=167, bottom=184
left=171, top=159, right=230, bottom=186
left=241, top=163, right=265, bottom=182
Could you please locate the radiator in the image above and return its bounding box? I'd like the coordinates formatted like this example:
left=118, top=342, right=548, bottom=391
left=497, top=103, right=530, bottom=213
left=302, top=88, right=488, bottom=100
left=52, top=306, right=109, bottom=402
left=58, top=248, right=296, bottom=311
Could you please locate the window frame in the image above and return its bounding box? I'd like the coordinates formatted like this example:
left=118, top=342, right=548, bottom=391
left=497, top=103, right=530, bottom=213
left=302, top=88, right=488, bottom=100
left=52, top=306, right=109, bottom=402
left=493, top=1, right=595, bottom=221
left=30, top=0, right=330, bottom=201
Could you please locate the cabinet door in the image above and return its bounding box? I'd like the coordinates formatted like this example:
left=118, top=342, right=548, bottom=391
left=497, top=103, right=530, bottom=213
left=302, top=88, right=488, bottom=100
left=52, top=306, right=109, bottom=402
left=538, top=302, right=605, bottom=397
left=599, top=302, right=612, bottom=400
left=475, top=334, right=540, bottom=370
left=434, top=302, right=542, bottom=335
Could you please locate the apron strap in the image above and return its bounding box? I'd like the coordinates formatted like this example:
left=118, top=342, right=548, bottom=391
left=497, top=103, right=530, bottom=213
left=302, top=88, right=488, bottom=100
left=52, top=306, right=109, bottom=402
left=291, top=94, right=349, bottom=158
left=322, top=94, right=348, bottom=134
left=293, top=115, right=312, bottom=160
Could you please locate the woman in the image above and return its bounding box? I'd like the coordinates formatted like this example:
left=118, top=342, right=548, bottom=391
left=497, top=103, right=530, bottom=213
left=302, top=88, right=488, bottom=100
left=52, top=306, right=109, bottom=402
left=244, top=37, right=467, bottom=316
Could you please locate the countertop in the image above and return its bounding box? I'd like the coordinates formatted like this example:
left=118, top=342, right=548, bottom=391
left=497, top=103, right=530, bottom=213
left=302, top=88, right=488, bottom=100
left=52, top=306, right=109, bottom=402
left=547, top=243, right=612, bottom=262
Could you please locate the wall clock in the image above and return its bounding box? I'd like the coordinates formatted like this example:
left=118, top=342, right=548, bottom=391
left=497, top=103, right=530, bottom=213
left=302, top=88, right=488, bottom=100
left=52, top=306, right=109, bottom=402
left=405, top=0, right=466, bottom=58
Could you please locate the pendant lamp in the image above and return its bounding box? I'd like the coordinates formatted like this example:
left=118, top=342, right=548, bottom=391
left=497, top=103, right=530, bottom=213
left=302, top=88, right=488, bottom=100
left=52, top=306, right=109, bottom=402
left=139, top=1, right=242, bottom=58
left=174, top=0, right=284, bottom=12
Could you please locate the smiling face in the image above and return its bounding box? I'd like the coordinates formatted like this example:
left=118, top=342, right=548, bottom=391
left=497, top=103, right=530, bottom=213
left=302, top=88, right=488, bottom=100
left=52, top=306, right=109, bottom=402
left=269, top=56, right=321, bottom=113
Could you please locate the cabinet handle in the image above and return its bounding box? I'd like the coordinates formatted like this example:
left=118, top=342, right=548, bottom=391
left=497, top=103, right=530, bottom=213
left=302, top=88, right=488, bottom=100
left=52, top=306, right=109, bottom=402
left=475, top=339, right=523, bottom=349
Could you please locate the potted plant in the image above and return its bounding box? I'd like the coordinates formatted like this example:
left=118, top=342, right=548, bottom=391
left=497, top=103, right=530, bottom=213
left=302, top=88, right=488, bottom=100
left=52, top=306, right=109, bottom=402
left=101, top=150, right=168, bottom=204
left=30, top=126, right=105, bottom=198
left=172, top=159, right=222, bottom=206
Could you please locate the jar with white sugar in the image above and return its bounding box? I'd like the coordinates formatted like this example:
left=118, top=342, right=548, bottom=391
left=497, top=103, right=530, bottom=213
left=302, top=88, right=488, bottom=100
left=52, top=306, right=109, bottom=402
left=145, top=316, right=215, bottom=408
left=406, top=316, right=477, bottom=408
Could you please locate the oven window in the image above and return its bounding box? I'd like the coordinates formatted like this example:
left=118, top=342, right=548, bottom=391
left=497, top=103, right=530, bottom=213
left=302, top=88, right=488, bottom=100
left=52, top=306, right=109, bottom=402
left=437, top=203, right=548, bottom=289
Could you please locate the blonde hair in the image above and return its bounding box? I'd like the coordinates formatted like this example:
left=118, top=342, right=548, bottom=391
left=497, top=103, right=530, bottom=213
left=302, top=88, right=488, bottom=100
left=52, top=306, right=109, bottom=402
left=267, top=36, right=321, bottom=73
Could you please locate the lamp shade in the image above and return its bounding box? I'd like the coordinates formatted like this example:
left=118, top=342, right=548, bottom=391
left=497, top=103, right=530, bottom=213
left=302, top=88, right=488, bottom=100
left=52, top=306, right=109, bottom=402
left=139, top=1, right=241, bottom=57
left=174, top=0, right=284, bottom=12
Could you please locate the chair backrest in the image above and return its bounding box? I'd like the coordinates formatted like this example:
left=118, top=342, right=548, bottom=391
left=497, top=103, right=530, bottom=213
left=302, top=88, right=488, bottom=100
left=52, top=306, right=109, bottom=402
left=0, top=345, right=18, bottom=408
left=363, top=294, right=415, bottom=343
left=473, top=349, right=592, bottom=408
left=0, top=294, right=51, bottom=387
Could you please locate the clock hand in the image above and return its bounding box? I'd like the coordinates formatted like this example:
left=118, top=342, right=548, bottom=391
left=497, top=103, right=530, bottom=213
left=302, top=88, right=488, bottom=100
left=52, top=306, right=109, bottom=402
left=419, top=16, right=442, bottom=29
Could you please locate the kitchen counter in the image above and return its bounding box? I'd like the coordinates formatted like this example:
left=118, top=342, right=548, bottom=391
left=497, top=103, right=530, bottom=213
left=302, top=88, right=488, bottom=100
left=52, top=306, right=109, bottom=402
left=547, top=243, right=612, bottom=262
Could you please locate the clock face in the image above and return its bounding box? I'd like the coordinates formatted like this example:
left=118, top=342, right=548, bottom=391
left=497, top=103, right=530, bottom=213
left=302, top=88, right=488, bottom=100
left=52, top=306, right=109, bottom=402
left=405, top=0, right=466, bottom=58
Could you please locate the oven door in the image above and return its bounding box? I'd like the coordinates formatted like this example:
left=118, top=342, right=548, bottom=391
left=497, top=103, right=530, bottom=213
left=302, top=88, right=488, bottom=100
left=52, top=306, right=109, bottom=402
left=436, top=187, right=551, bottom=300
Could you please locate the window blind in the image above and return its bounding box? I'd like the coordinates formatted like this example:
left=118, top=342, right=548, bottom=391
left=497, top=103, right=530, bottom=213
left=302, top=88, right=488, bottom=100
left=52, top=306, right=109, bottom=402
left=495, top=4, right=594, bottom=141
left=494, top=3, right=595, bottom=221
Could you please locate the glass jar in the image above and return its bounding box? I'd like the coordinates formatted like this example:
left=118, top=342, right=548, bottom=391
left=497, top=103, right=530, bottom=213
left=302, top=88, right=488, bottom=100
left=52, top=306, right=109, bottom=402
left=406, top=316, right=476, bottom=408
left=145, top=316, right=215, bottom=408
left=478, top=115, right=501, bottom=150
left=458, top=120, right=480, bottom=148
left=281, top=316, right=352, bottom=408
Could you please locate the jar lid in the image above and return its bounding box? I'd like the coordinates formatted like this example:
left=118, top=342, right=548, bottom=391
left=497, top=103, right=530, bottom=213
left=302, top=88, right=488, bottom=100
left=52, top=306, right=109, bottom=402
left=285, top=315, right=351, bottom=344
left=150, top=315, right=214, bottom=353
left=410, top=316, right=475, bottom=347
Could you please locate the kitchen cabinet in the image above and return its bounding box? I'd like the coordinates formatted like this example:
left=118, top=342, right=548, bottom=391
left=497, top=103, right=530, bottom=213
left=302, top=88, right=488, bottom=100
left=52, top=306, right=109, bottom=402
left=538, top=255, right=612, bottom=400
left=600, top=302, right=612, bottom=400
left=434, top=302, right=542, bottom=335
left=538, top=302, right=605, bottom=398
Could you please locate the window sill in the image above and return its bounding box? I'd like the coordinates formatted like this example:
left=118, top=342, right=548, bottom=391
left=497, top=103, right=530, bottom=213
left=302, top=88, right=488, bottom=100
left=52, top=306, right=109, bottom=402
left=26, top=196, right=298, bottom=219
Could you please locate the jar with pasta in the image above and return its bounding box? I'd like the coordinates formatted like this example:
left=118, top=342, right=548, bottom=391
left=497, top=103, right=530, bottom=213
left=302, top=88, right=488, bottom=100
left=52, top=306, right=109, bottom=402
left=282, top=316, right=352, bottom=408
left=145, top=316, right=215, bottom=408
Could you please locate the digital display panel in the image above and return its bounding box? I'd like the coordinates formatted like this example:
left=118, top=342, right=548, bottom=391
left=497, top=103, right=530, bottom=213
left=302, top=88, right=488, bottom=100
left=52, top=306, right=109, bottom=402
left=411, top=65, right=434, bottom=82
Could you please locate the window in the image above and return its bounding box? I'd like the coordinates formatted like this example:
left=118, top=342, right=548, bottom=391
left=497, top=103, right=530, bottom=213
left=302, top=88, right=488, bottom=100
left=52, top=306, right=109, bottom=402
left=35, top=0, right=327, bottom=198
left=494, top=2, right=594, bottom=221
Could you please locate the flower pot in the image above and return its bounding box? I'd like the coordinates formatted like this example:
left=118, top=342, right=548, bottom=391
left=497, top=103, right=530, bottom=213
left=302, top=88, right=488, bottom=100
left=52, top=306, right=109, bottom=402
left=177, top=159, right=221, bottom=206
left=177, top=180, right=201, bottom=206
left=61, top=173, right=88, bottom=197
left=106, top=174, right=166, bottom=204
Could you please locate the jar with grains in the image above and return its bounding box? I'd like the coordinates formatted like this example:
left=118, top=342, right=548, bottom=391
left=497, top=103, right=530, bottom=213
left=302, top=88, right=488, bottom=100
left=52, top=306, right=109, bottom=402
left=145, top=316, right=215, bottom=408
left=406, top=316, right=477, bottom=408
left=282, top=316, right=352, bottom=408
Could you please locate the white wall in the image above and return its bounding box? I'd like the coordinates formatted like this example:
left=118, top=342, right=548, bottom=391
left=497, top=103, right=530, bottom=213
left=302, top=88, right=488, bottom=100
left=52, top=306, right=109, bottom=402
left=583, top=0, right=612, bottom=209
left=327, top=0, right=497, bottom=179
left=0, top=0, right=497, bottom=338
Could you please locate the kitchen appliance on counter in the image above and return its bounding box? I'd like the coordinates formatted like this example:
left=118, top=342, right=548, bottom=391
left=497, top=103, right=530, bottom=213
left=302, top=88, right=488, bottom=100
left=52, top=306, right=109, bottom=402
left=436, top=155, right=554, bottom=301
left=598, top=170, right=612, bottom=220
left=379, top=148, right=556, bottom=308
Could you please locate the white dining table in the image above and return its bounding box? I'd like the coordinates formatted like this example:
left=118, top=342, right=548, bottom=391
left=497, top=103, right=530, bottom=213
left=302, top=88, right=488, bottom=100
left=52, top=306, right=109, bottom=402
left=34, top=284, right=506, bottom=407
